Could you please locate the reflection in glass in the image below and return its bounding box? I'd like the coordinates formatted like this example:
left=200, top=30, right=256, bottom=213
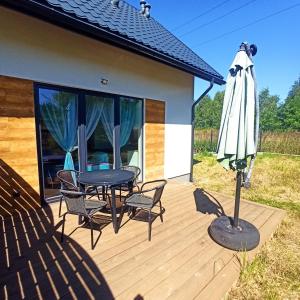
left=86, top=95, right=114, bottom=171
left=120, top=97, right=143, bottom=175
left=39, top=88, right=78, bottom=198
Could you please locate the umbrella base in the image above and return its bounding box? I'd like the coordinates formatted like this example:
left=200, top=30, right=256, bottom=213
left=209, top=216, right=260, bottom=251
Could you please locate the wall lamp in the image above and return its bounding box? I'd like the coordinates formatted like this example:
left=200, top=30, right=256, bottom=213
left=101, top=78, right=109, bottom=85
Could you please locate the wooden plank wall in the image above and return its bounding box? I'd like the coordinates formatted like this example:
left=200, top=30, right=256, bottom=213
left=145, top=99, right=165, bottom=181
left=0, top=75, right=40, bottom=216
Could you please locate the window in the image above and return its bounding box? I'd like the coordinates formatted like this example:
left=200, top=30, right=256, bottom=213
left=36, top=84, right=143, bottom=200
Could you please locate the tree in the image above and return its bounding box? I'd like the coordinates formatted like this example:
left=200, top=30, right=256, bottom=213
left=287, top=76, right=300, bottom=98
left=212, top=91, right=224, bottom=128
left=194, top=91, right=225, bottom=129
left=280, top=78, right=300, bottom=130
left=259, top=88, right=281, bottom=131
left=194, top=95, right=212, bottom=128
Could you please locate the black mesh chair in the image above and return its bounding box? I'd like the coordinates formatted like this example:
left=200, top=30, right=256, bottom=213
left=60, top=189, right=107, bottom=249
left=57, top=170, right=80, bottom=217
left=119, top=179, right=167, bottom=241
left=57, top=169, right=80, bottom=189
left=57, top=170, right=101, bottom=217
left=117, top=165, right=141, bottom=199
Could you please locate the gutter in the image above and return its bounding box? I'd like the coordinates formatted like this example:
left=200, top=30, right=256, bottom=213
left=190, top=79, right=215, bottom=182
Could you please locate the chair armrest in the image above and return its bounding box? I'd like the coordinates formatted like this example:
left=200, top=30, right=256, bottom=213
left=141, top=180, right=167, bottom=192
left=60, top=189, right=97, bottom=198
left=140, top=187, right=157, bottom=194
left=60, top=189, right=84, bottom=196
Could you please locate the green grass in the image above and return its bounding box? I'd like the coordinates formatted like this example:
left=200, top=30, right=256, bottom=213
left=193, top=152, right=300, bottom=205
left=248, top=197, right=300, bottom=215
left=229, top=217, right=300, bottom=300
left=194, top=129, right=300, bottom=155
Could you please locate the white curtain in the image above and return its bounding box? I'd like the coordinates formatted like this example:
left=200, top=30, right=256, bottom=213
left=85, top=96, right=105, bottom=140
left=101, top=100, right=114, bottom=145
left=120, top=100, right=136, bottom=147
left=40, top=91, right=78, bottom=182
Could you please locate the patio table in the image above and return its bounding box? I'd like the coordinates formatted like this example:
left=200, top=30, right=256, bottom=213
left=78, top=169, right=134, bottom=233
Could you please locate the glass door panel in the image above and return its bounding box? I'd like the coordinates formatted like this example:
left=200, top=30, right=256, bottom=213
left=37, top=86, right=143, bottom=201
left=38, top=88, right=78, bottom=199
left=86, top=95, right=114, bottom=171
left=120, top=97, right=143, bottom=176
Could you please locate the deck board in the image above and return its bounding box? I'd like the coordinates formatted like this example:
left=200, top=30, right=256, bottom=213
left=0, top=182, right=285, bottom=300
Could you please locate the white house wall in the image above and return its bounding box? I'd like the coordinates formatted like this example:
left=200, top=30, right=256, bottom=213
left=0, top=7, right=194, bottom=179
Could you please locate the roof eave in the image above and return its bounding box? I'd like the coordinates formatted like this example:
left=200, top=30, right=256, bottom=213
left=1, top=0, right=225, bottom=85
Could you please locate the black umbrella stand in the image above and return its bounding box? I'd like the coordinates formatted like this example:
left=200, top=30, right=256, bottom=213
left=209, top=171, right=260, bottom=251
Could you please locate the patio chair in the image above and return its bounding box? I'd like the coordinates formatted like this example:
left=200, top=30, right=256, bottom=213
left=117, top=165, right=141, bottom=199
left=57, top=169, right=79, bottom=190
left=57, top=170, right=80, bottom=217
left=119, top=179, right=167, bottom=241
left=60, top=189, right=107, bottom=249
left=57, top=170, right=100, bottom=217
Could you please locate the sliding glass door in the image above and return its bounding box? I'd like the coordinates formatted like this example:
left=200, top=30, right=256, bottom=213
left=38, top=87, right=79, bottom=198
left=120, top=97, right=143, bottom=173
left=37, top=84, right=143, bottom=201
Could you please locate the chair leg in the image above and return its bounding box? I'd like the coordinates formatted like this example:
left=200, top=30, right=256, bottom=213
left=89, top=218, right=94, bottom=250
left=102, top=186, right=106, bottom=202
left=61, top=213, right=67, bottom=242
left=132, top=207, right=137, bottom=217
left=95, top=186, right=101, bottom=201
left=118, top=203, right=125, bottom=229
left=127, top=206, right=132, bottom=216
left=159, top=200, right=164, bottom=223
left=59, top=196, right=63, bottom=217
left=148, top=209, right=152, bottom=241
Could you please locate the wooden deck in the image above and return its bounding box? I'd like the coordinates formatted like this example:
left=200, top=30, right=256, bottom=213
left=0, top=182, right=285, bottom=300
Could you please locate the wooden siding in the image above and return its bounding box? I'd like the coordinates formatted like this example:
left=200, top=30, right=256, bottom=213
left=0, top=75, right=40, bottom=214
left=145, top=99, right=165, bottom=181
left=0, top=182, right=286, bottom=299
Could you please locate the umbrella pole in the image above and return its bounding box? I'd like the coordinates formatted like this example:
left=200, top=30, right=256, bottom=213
left=233, top=171, right=242, bottom=227
left=209, top=168, right=260, bottom=251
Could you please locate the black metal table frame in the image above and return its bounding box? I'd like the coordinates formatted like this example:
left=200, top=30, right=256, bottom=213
left=77, top=170, right=134, bottom=234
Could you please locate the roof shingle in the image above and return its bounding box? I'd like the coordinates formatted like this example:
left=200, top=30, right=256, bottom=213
left=5, top=0, right=224, bottom=83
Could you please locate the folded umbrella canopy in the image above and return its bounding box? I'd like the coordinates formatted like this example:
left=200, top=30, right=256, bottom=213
left=209, top=42, right=260, bottom=251
left=217, top=46, right=257, bottom=171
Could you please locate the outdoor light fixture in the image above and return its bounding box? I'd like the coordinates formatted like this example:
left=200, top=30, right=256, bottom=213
left=100, top=78, right=109, bottom=85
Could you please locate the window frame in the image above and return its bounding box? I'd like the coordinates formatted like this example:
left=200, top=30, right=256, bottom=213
left=34, top=82, right=144, bottom=203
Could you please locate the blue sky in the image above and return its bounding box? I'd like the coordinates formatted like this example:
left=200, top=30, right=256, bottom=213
left=127, top=0, right=300, bottom=102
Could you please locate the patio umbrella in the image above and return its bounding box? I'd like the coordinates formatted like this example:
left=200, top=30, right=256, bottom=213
left=209, top=42, right=260, bottom=251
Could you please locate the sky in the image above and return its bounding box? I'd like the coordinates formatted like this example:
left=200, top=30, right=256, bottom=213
left=126, top=0, right=300, bottom=102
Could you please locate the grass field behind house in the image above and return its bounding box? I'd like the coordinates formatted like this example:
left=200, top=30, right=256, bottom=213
left=194, top=129, right=300, bottom=155
left=193, top=153, right=300, bottom=299
left=259, top=131, right=300, bottom=155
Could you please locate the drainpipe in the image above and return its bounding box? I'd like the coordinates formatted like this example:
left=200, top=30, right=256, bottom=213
left=190, top=78, right=215, bottom=182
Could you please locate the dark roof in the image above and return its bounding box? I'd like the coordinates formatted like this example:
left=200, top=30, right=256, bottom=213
left=1, top=0, right=225, bottom=84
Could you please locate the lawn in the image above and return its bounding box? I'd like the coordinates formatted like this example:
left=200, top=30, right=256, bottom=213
left=193, top=152, right=300, bottom=299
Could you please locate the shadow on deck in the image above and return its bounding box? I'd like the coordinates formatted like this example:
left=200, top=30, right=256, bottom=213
left=0, top=160, right=115, bottom=299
